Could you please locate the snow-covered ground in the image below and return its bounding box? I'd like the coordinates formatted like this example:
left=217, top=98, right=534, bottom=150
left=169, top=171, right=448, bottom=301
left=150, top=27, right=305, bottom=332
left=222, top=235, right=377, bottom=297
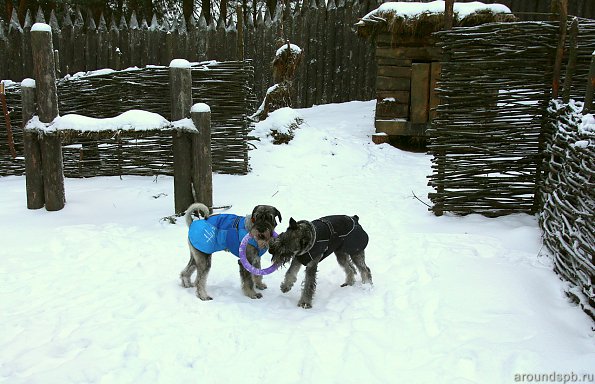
left=0, top=100, right=593, bottom=383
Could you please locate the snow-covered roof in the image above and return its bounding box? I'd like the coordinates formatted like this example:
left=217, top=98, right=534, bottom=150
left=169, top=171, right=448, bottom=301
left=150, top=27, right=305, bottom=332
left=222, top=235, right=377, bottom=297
left=356, top=1, right=515, bottom=39
left=360, top=1, right=511, bottom=21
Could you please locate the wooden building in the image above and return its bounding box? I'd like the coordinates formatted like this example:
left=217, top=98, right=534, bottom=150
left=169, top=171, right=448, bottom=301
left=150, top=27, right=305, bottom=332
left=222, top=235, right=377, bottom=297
left=355, top=1, right=515, bottom=143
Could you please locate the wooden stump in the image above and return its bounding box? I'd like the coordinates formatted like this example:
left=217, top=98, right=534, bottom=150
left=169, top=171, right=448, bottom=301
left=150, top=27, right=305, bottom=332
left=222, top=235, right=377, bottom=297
left=192, top=104, right=213, bottom=209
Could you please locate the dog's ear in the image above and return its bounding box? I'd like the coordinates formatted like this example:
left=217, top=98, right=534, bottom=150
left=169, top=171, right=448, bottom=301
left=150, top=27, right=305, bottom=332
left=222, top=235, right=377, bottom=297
left=289, top=217, right=298, bottom=229
left=274, top=208, right=282, bottom=223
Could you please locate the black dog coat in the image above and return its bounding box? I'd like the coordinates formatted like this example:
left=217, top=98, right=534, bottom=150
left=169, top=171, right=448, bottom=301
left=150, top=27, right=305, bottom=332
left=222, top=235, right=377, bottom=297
left=296, top=215, right=368, bottom=266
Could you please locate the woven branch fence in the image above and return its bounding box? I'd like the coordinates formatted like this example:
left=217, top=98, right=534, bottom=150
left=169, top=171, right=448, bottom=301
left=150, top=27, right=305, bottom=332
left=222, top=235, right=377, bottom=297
left=428, top=18, right=595, bottom=320
left=0, top=60, right=254, bottom=177
left=541, top=100, right=594, bottom=319
left=428, top=18, right=595, bottom=217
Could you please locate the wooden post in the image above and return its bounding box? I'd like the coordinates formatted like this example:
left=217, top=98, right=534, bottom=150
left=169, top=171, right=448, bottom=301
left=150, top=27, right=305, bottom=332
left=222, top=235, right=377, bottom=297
left=584, top=51, right=595, bottom=114
left=562, top=17, right=578, bottom=103
left=53, top=49, right=61, bottom=78
left=236, top=4, right=245, bottom=61
left=552, top=0, right=568, bottom=99
left=21, top=79, right=44, bottom=209
left=444, top=0, right=455, bottom=30
left=31, top=24, right=59, bottom=123
left=191, top=103, right=213, bottom=210
left=31, top=22, right=65, bottom=211
left=0, top=81, right=16, bottom=158
left=170, top=59, right=195, bottom=214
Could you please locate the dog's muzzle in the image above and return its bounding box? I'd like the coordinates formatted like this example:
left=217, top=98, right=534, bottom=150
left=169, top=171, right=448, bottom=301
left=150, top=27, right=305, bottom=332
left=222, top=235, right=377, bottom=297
left=269, top=238, right=293, bottom=266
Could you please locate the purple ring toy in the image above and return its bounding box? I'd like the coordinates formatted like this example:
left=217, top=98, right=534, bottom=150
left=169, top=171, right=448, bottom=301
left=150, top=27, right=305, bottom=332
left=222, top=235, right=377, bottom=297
left=239, top=232, right=279, bottom=276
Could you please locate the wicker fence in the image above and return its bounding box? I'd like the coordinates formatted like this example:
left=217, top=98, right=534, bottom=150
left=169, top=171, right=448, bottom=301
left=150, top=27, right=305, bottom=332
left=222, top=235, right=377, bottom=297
left=428, top=18, right=595, bottom=320
left=0, top=60, right=254, bottom=177
left=541, top=100, right=594, bottom=319
left=428, top=18, right=595, bottom=217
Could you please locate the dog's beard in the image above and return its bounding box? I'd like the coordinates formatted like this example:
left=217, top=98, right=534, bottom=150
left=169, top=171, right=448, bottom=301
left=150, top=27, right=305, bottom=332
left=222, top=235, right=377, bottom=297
left=250, top=227, right=272, bottom=249
left=271, top=253, right=293, bottom=267
left=269, top=241, right=295, bottom=267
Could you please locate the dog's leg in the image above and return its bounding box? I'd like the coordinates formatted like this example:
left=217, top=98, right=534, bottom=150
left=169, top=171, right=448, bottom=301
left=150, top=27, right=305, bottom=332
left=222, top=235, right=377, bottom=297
left=193, top=251, right=213, bottom=300
left=335, top=251, right=356, bottom=287
left=252, top=256, right=268, bottom=290
left=180, top=254, right=197, bottom=288
left=351, top=250, right=373, bottom=284
left=280, top=257, right=302, bottom=293
left=298, top=257, right=321, bottom=309
left=239, top=247, right=263, bottom=299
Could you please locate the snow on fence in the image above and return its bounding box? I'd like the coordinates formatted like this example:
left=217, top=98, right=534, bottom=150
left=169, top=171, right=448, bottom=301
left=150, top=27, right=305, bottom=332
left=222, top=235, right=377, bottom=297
left=0, top=60, right=254, bottom=178
left=427, top=18, right=595, bottom=217
left=541, top=100, right=594, bottom=320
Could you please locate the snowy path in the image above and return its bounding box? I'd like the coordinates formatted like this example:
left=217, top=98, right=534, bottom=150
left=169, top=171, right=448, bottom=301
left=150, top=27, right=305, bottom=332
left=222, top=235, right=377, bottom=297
left=0, top=101, right=593, bottom=383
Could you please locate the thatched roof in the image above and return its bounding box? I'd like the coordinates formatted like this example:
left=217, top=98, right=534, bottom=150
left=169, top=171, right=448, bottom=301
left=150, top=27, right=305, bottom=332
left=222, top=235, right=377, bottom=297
left=356, top=1, right=516, bottom=39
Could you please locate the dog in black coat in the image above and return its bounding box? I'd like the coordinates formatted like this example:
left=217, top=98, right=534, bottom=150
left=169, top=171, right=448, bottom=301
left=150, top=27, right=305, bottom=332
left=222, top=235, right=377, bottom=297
left=269, top=215, right=372, bottom=308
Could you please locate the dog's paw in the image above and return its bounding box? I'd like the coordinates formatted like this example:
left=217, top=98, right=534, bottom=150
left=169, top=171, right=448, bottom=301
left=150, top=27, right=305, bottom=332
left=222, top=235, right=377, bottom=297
left=255, top=282, right=268, bottom=290
left=280, top=283, right=293, bottom=293
left=244, top=290, right=263, bottom=299
left=340, top=281, right=355, bottom=287
left=298, top=301, right=312, bottom=309
left=197, top=294, right=213, bottom=301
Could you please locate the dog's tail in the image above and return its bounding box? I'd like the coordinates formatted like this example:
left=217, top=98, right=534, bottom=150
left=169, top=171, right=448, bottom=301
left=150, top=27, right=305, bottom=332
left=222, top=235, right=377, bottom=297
left=185, top=203, right=210, bottom=227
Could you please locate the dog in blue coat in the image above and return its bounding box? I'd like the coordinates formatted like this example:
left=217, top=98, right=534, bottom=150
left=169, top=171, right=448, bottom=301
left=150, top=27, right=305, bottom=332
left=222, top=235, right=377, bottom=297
left=180, top=202, right=282, bottom=300
left=269, top=215, right=372, bottom=308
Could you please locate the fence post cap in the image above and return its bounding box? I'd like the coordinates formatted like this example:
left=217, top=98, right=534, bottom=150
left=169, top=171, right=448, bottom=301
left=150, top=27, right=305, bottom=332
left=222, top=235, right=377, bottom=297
left=169, top=59, right=191, bottom=68
left=22, top=78, right=36, bottom=88
left=31, top=23, right=52, bottom=32
left=192, top=103, right=211, bottom=113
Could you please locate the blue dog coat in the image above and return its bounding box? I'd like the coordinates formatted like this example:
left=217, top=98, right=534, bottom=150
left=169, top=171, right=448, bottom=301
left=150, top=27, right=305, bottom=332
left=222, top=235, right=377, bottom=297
left=188, top=214, right=267, bottom=257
